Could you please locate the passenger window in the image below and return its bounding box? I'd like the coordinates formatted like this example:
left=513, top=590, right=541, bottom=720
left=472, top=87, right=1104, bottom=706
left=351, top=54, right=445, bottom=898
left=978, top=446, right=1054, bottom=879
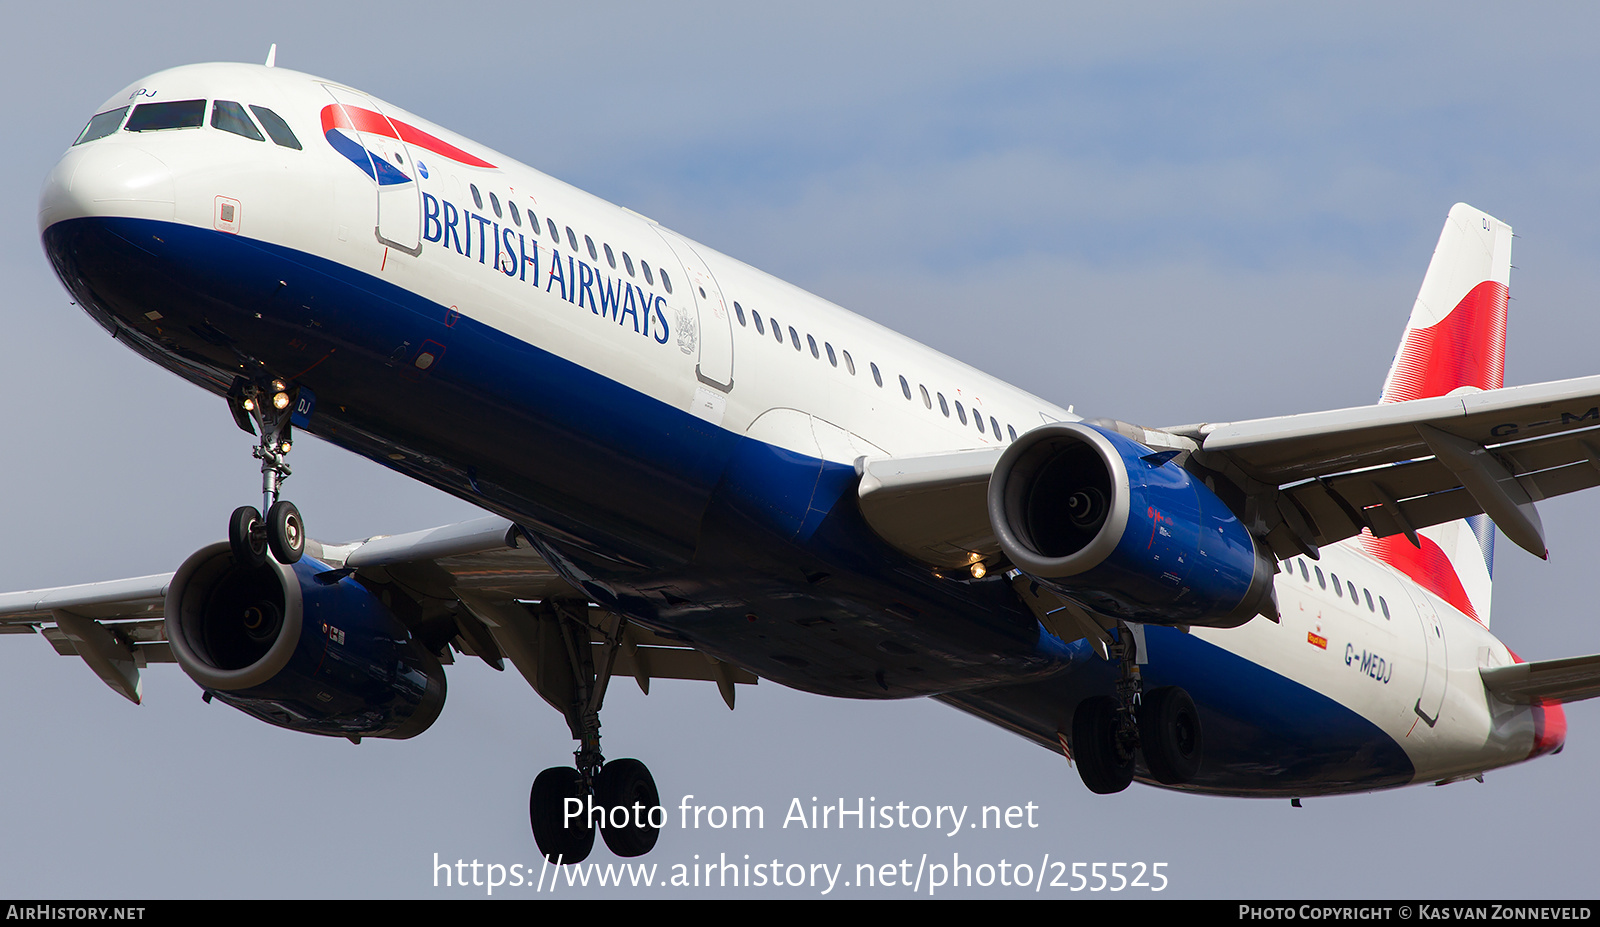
left=770, top=317, right=783, bottom=342
left=1314, top=566, right=1326, bottom=589
left=249, top=106, right=302, bottom=149
left=642, top=261, right=654, bottom=285
left=210, top=101, right=263, bottom=141
left=74, top=106, right=129, bottom=145
left=1348, top=581, right=1359, bottom=602
left=547, top=218, right=560, bottom=242
left=509, top=202, right=522, bottom=227
left=470, top=185, right=484, bottom=210
left=1008, top=425, right=1018, bottom=441
left=871, top=363, right=883, bottom=387
left=1331, top=574, right=1342, bottom=597
left=490, top=192, right=504, bottom=218
left=1380, top=597, right=1390, bottom=619
left=566, top=227, right=579, bottom=251
left=843, top=351, right=856, bottom=375
left=975, top=413, right=986, bottom=434
left=920, top=385, right=933, bottom=409
left=661, top=269, right=673, bottom=293
left=734, top=301, right=747, bottom=326
left=1364, top=589, right=1374, bottom=611
left=623, top=252, right=635, bottom=276
left=604, top=243, right=617, bottom=269
left=899, top=376, right=912, bottom=400
left=1298, top=560, right=1310, bottom=582
left=955, top=401, right=967, bottom=425
left=585, top=235, right=598, bottom=260
left=807, top=334, right=819, bottom=358
left=125, top=99, right=205, bottom=132
left=938, top=393, right=949, bottom=417
left=752, top=310, right=765, bottom=335
left=991, top=417, right=1002, bottom=439
left=789, top=327, right=801, bottom=351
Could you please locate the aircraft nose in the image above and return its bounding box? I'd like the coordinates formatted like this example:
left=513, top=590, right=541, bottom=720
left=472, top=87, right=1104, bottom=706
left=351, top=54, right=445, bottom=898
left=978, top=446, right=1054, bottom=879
left=39, top=144, right=175, bottom=234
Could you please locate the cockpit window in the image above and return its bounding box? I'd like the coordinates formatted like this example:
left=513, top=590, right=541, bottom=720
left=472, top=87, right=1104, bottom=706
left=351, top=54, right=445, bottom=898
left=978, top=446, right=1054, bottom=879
left=125, top=100, right=206, bottom=132
left=73, top=107, right=128, bottom=146
left=249, top=106, right=302, bottom=149
left=211, top=100, right=264, bottom=141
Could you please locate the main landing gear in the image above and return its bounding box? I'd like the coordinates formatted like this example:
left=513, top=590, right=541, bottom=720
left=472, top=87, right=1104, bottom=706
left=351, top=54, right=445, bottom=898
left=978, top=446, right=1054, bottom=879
left=226, top=379, right=305, bottom=567
left=1070, top=624, right=1204, bottom=793
left=525, top=601, right=662, bottom=864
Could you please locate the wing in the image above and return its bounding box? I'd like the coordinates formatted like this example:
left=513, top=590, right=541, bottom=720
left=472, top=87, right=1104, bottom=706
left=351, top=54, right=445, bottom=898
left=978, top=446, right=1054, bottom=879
left=855, top=376, right=1600, bottom=573
left=0, top=515, right=756, bottom=705
left=1168, top=374, right=1600, bottom=559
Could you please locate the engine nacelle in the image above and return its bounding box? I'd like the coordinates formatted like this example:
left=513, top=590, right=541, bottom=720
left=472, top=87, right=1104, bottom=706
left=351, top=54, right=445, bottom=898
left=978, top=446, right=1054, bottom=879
left=165, top=543, right=446, bottom=739
left=988, top=422, right=1273, bottom=628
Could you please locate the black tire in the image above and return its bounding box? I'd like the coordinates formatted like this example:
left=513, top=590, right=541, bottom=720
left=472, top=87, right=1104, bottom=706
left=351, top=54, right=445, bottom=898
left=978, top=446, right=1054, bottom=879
left=530, top=767, right=594, bottom=864
left=228, top=506, right=267, bottom=568
left=595, top=758, right=661, bottom=857
left=1139, top=686, right=1203, bottom=784
left=1071, top=696, right=1134, bottom=794
left=266, top=500, right=304, bottom=564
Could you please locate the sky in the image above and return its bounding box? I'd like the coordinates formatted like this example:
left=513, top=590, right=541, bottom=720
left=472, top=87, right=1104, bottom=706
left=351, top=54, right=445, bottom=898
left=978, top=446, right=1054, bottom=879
left=3, top=0, right=1600, bottom=899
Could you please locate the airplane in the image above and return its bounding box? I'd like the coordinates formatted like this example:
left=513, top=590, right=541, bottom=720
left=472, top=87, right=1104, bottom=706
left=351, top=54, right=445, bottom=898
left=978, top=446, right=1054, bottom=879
left=12, top=55, right=1600, bottom=866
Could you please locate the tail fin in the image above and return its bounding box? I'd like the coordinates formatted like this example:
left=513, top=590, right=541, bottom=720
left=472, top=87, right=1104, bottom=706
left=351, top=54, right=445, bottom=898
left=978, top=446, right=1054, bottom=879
left=1359, top=204, right=1511, bottom=627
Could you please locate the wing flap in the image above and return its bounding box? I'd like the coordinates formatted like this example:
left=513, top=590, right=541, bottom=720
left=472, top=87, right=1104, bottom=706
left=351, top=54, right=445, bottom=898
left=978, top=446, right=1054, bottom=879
left=1271, top=422, right=1600, bottom=549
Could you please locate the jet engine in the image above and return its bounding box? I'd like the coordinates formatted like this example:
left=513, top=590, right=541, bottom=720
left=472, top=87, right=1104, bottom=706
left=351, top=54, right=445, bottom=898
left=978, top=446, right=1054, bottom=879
left=165, top=543, right=446, bottom=738
left=988, top=422, right=1274, bottom=628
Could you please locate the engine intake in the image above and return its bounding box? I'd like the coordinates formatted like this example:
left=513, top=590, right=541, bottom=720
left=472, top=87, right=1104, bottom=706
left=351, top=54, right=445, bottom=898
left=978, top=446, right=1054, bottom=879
left=165, top=543, right=446, bottom=739
left=989, top=422, right=1272, bottom=627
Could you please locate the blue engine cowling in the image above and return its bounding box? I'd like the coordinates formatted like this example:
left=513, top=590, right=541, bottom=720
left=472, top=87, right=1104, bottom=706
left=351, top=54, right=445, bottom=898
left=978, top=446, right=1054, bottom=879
left=165, top=543, right=446, bottom=738
left=988, top=422, right=1274, bottom=628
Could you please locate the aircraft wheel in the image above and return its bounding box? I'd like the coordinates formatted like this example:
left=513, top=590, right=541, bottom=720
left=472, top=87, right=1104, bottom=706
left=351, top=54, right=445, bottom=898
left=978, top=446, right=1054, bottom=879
left=530, top=767, right=594, bottom=864
left=1072, top=696, right=1133, bottom=794
left=595, top=758, right=661, bottom=857
left=266, top=500, right=304, bottom=564
left=1139, top=686, right=1203, bottom=784
left=228, top=506, right=267, bottom=568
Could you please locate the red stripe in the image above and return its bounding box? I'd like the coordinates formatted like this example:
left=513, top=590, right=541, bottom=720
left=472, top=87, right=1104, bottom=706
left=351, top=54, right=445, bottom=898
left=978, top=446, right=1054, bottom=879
left=1382, top=279, right=1507, bottom=403
left=1356, top=530, right=1479, bottom=624
left=319, top=104, right=496, bottom=169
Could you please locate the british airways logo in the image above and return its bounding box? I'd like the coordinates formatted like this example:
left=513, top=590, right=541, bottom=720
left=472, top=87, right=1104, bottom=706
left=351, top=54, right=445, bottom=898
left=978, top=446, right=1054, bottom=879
left=321, top=104, right=496, bottom=185
left=422, top=193, right=670, bottom=346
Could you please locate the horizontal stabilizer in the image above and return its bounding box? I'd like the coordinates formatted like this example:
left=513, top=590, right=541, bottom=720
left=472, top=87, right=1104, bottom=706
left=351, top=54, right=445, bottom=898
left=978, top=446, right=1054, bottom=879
left=1481, top=653, right=1600, bottom=705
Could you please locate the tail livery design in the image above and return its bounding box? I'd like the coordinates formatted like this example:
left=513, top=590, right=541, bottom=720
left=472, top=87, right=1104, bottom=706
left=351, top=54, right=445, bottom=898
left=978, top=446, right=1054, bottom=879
left=1360, top=204, right=1511, bottom=628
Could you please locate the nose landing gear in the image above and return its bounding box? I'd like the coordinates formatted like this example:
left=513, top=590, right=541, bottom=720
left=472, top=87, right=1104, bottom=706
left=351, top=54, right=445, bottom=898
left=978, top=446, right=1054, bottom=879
left=226, top=379, right=305, bottom=566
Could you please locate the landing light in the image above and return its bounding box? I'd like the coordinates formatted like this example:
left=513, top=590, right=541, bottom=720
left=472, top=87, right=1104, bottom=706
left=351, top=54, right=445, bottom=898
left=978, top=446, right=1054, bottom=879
left=242, top=398, right=256, bottom=411
left=272, top=392, right=290, bottom=410
left=970, top=562, right=987, bottom=580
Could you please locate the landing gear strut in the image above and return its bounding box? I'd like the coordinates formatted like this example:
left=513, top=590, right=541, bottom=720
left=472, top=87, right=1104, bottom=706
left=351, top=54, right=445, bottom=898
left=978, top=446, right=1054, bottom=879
left=226, top=379, right=304, bottom=566
left=1070, top=623, right=1203, bottom=792
left=525, top=600, right=661, bottom=864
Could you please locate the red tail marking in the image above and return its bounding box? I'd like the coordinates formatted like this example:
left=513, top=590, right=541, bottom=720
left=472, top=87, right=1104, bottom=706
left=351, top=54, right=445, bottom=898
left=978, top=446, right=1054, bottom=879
left=1357, top=531, right=1479, bottom=624
left=1383, top=280, right=1507, bottom=403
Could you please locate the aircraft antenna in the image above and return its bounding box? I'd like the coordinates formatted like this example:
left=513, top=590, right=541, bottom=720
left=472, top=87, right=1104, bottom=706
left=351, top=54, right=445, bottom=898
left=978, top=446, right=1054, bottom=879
left=265, top=43, right=277, bottom=68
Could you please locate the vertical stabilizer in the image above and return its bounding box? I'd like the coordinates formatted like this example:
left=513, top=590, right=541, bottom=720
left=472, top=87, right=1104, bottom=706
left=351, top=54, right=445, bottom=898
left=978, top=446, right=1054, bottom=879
left=1359, top=204, right=1511, bottom=627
